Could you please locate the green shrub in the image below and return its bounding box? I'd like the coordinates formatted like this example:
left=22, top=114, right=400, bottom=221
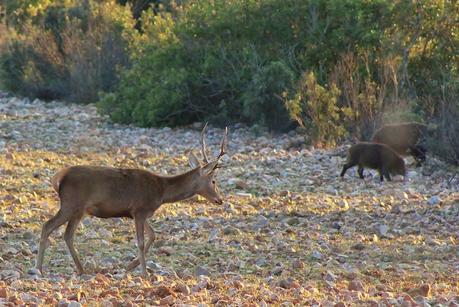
left=98, top=12, right=195, bottom=127
left=2, top=0, right=458, bottom=142
left=426, top=76, right=459, bottom=166
left=242, top=61, right=295, bottom=131
left=286, top=72, right=347, bottom=147
left=98, top=45, right=192, bottom=126
left=99, top=0, right=398, bottom=129
left=0, top=1, right=135, bottom=102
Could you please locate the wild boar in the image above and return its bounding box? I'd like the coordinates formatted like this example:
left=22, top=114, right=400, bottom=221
left=340, top=142, right=406, bottom=182
left=371, top=122, right=428, bottom=165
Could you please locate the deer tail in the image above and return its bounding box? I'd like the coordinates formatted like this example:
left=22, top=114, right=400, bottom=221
left=51, top=168, right=68, bottom=193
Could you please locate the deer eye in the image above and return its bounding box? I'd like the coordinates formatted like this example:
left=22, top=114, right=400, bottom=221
left=212, top=180, right=216, bottom=185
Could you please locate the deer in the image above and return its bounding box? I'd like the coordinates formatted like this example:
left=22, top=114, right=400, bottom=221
left=35, top=123, right=228, bottom=277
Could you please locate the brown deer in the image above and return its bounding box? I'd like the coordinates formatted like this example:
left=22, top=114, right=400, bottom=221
left=35, top=124, right=228, bottom=276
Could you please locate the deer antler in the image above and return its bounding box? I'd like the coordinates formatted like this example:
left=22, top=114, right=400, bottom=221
left=216, top=127, right=228, bottom=161
left=200, top=122, right=209, bottom=163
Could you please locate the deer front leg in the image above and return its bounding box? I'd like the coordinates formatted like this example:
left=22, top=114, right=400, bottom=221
left=126, top=222, right=155, bottom=271
left=134, top=215, right=147, bottom=276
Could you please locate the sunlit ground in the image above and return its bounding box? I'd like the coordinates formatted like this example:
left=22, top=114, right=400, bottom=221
left=0, top=146, right=458, bottom=305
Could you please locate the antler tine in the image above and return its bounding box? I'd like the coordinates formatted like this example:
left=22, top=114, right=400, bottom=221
left=217, top=127, right=228, bottom=160
left=200, top=122, right=209, bottom=163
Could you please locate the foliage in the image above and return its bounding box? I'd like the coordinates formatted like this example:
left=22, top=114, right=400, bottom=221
left=286, top=72, right=347, bottom=147
left=0, top=1, right=136, bottom=102
left=242, top=61, right=295, bottom=131
left=1, top=0, right=458, bottom=160
left=426, top=77, right=459, bottom=166
left=97, top=0, right=400, bottom=128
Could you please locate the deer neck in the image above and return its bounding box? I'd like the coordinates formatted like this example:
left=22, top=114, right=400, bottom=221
left=160, top=168, right=201, bottom=204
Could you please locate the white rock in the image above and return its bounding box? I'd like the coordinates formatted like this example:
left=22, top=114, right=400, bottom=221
left=311, top=250, right=323, bottom=260
left=27, top=268, right=41, bottom=275
left=428, top=195, right=440, bottom=205
left=0, top=270, right=21, bottom=281
left=378, top=224, right=389, bottom=237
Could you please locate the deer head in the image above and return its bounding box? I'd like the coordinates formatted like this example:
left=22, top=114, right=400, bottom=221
left=188, top=123, right=228, bottom=204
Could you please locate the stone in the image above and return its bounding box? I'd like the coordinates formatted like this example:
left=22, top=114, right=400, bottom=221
left=223, top=226, right=241, bottom=235
left=195, top=266, right=210, bottom=277
left=291, top=259, right=304, bottom=270
left=278, top=278, right=300, bottom=289
left=26, top=268, right=41, bottom=276
left=58, top=299, right=70, bottom=307
left=159, top=295, right=175, bottom=305
left=175, top=283, right=191, bottom=295
left=22, top=231, right=35, bottom=240
left=428, top=195, right=440, bottom=205
left=378, top=224, right=389, bottom=237
left=348, top=280, right=364, bottom=292
left=408, top=284, right=431, bottom=297
left=0, top=270, right=20, bottom=281
left=0, top=287, right=8, bottom=298
left=311, top=250, right=323, bottom=260
left=338, top=199, right=349, bottom=210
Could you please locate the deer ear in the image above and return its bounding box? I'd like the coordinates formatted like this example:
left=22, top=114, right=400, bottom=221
left=200, top=161, right=218, bottom=176
left=188, top=152, right=201, bottom=169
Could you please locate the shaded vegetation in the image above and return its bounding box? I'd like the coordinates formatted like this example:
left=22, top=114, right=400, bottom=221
left=0, top=0, right=458, bottom=162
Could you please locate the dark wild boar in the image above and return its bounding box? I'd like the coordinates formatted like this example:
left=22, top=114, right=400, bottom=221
left=371, top=122, right=429, bottom=165
left=340, top=142, right=406, bottom=182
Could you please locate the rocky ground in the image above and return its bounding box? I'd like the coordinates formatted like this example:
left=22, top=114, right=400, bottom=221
left=0, top=95, right=458, bottom=306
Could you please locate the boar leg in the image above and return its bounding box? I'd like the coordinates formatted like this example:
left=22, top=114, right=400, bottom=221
left=382, top=169, right=392, bottom=181
left=340, top=165, right=348, bottom=177
left=410, top=145, right=426, bottom=166
left=378, top=168, right=392, bottom=182
left=378, top=169, right=384, bottom=182
left=340, top=163, right=355, bottom=177
left=357, top=166, right=364, bottom=179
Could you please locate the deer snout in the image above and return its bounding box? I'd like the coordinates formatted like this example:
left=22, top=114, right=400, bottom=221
left=215, top=198, right=223, bottom=205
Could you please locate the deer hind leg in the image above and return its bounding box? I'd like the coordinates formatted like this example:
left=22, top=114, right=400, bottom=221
left=36, top=209, right=71, bottom=273
left=134, top=214, right=147, bottom=276
left=64, top=213, right=84, bottom=275
left=126, top=222, right=155, bottom=271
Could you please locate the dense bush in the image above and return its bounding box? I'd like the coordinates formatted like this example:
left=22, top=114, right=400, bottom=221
left=0, top=1, right=135, bottom=102
left=98, top=0, right=400, bottom=129
left=426, top=76, right=459, bottom=166
left=1, top=0, right=458, bottom=158
left=286, top=72, right=347, bottom=147
left=242, top=61, right=295, bottom=131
